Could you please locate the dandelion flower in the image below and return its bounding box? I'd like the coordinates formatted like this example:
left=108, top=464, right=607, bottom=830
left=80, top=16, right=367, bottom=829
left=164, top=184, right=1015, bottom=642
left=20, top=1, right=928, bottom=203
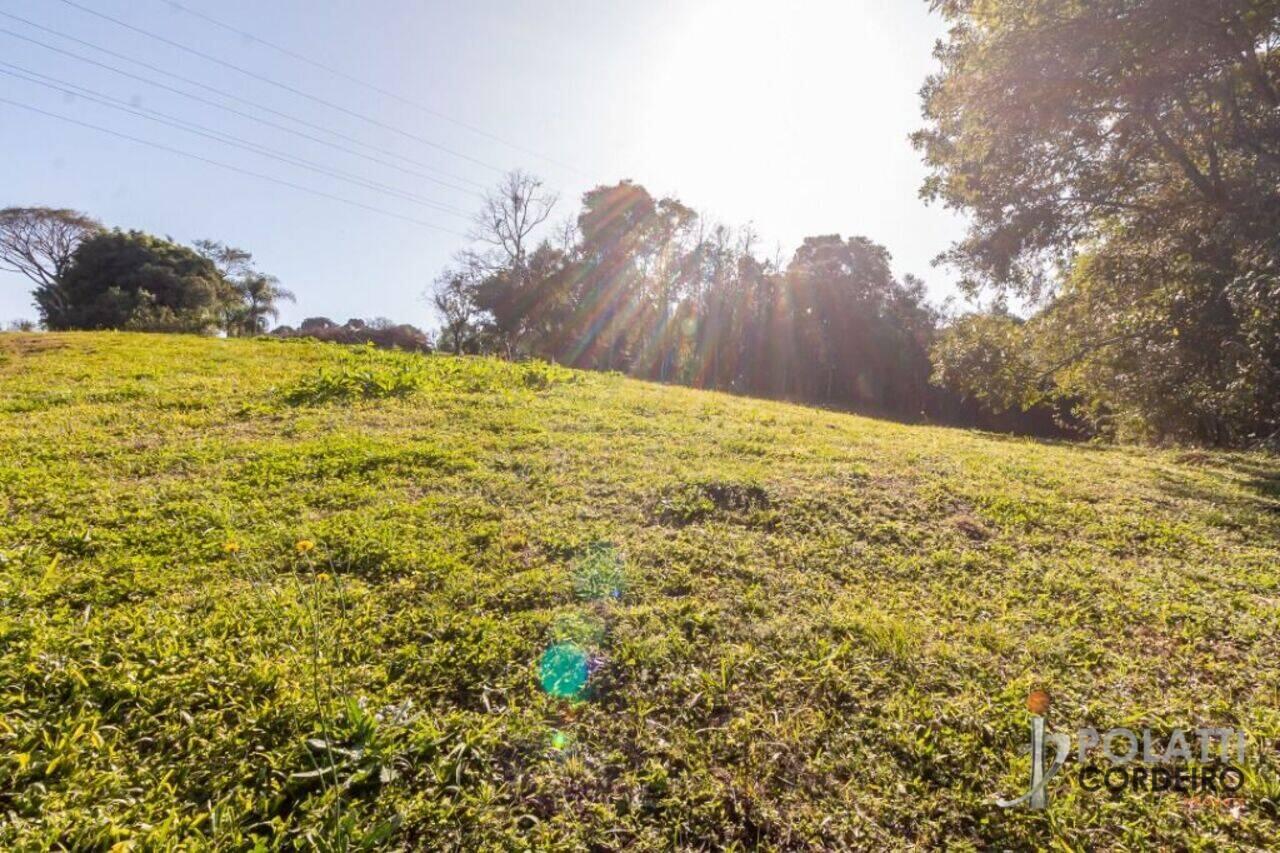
left=295, top=539, right=315, bottom=554
left=223, top=541, right=240, bottom=554
left=316, top=572, right=331, bottom=582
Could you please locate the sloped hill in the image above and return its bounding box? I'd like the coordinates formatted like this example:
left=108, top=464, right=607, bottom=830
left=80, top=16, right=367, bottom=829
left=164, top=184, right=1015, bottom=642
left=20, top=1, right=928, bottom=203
left=1, top=332, right=1278, bottom=849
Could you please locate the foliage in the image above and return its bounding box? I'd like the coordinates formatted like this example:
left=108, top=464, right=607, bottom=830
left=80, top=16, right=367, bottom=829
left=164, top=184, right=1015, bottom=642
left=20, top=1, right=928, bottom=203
left=37, top=230, right=230, bottom=333
left=917, top=0, right=1280, bottom=445
left=6, top=223, right=291, bottom=338
left=193, top=239, right=295, bottom=336
left=274, top=317, right=432, bottom=353
left=280, top=343, right=574, bottom=406
left=931, top=311, right=1043, bottom=412
left=1, top=331, right=1278, bottom=848
left=430, top=267, right=485, bottom=355
left=282, top=348, right=429, bottom=405
left=434, top=174, right=1047, bottom=432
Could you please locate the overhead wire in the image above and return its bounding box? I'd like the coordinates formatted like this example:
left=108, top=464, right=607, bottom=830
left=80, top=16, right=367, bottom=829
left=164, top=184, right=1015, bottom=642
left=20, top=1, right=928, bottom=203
left=0, top=95, right=470, bottom=237
left=57, top=0, right=512, bottom=176
left=0, top=61, right=474, bottom=219
left=152, top=0, right=585, bottom=177
left=0, top=14, right=486, bottom=193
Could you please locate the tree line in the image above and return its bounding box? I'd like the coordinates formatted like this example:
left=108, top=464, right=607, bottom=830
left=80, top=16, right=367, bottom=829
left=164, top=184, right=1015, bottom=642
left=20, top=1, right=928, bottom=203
left=427, top=0, right=1280, bottom=448
left=0, top=207, right=293, bottom=336
left=6, top=0, right=1277, bottom=447
left=427, top=173, right=1058, bottom=432
left=919, top=0, right=1280, bottom=447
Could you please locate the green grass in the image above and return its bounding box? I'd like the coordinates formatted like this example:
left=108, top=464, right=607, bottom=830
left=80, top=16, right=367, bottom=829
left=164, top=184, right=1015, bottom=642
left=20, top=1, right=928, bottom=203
left=2, top=332, right=1279, bottom=849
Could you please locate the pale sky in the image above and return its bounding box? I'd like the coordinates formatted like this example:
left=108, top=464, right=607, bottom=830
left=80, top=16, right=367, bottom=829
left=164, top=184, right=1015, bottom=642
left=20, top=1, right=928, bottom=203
left=0, top=0, right=966, bottom=328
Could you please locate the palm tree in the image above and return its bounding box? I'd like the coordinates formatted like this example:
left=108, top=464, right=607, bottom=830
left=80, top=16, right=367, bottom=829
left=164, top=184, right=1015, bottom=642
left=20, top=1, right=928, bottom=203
left=235, top=274, right=295, bottom=335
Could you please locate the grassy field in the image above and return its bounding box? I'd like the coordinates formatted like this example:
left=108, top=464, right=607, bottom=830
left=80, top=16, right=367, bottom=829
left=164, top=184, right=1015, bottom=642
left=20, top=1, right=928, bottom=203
left=2, top=332, right=1279, bottom=850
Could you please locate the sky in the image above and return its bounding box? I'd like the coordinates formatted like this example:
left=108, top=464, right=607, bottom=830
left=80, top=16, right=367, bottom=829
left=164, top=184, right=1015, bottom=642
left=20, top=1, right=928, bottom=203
left=0, top=0, right=967, bottom=329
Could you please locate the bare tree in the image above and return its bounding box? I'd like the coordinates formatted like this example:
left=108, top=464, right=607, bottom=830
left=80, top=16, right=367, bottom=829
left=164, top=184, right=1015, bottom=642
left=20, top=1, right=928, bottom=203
left=456, top=170, right=558, bottom=357
left=0, top=207, right=103, bottom=289
left=471, top=170, right=558, bottom=275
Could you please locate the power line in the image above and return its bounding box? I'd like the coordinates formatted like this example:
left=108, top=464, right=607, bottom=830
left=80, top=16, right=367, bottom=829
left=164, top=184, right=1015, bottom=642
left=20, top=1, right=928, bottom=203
left=0, top=63, right=474, bottom=219
left=153, top=0, right=585, bottom=177
left=0, top=95, right=469, bottom=237
left=58, top=0, right=510, bottom=177
left=0, top=13, right=486, bottom=193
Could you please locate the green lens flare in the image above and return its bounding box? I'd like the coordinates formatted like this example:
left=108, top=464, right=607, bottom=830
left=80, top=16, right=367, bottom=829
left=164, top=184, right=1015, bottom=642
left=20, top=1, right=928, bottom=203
left=539, top=643, right=589, bottom=700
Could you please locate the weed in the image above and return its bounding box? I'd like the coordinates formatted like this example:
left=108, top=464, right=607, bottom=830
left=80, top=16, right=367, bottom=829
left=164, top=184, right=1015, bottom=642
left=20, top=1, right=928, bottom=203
left=283, top=348, right=426, bottom=405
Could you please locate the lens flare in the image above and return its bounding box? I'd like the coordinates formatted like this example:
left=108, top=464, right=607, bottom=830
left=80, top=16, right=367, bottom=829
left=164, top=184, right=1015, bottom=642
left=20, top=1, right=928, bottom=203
left=540, top=643, right=590, bottom=700
left=538, top=545, right=626, bottom=711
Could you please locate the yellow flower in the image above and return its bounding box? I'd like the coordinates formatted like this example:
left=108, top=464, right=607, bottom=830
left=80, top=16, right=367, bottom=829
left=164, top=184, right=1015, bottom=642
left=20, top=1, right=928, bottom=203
left=222, top=541, right=240, bottom=554
left=316, top=572, right=331, bottom=582
left=295, top=539, right=315, bottom=554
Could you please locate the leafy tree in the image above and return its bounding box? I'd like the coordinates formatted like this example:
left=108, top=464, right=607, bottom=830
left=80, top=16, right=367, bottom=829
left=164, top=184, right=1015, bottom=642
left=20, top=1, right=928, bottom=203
left=561, top=181, right=698, bottom=373
left=438, top=175, right=997, bottom=426
left=784, top=235, right=936, bottom=408
left=930, top=310, right=1041, bottom=412
left=191, top=239, right=254, bottom=280
left=917, top=0, right=1280, bottom=444
left=431, top=265, right=484, bottom=354
left=457, top=171, right=560, bottom=357
left=299, top=317, right=337, bottom=333
left=41, top=230, right=228, bottom=332
left=430, top=171, right=1061, bottom=434
left=273, top=317, right=431, bottom=351
left=192, top=239, right=293, bottom=336
left=469, top=241, right=573, bottom=358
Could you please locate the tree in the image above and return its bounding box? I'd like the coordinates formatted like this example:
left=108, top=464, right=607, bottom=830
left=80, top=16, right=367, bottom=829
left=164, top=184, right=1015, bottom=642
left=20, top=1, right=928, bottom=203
left=273, top=317, right=431, bottom=351
left=463, top=170, right=559, bottom=356
left=0, top=208, right=103, bottom=313
left=235, top=273, right=295, bottom=335
left=193, top=239, right=292, bottom=336
left=299, top=317, right=337, bottom=333
left=191, top=239, right=254, bottom=280
left=431, top=265, right=483, bottom=354
left=41, top=230, right=227, bottom=332
left=916, top=0, right=1280, bottom=444
left=469, top=240, right=572, bottom=359
left=425, top=173, right=1059, bottom=435
left=472, top=171, right=558, bottom=274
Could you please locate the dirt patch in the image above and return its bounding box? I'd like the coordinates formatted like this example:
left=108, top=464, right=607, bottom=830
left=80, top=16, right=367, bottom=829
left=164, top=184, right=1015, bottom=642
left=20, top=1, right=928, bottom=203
left=0, top=334, right=68, bottom=357
left=951, top=514, right=992, bottom=541
left=655, top=479, right=772, bottom=525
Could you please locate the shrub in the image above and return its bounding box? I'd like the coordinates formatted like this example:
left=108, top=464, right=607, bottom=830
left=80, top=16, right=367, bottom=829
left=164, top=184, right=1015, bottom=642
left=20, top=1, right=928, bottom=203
left=38, top=230, right=229, bottom=332
left=274, top=318, right=432, bottom=353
